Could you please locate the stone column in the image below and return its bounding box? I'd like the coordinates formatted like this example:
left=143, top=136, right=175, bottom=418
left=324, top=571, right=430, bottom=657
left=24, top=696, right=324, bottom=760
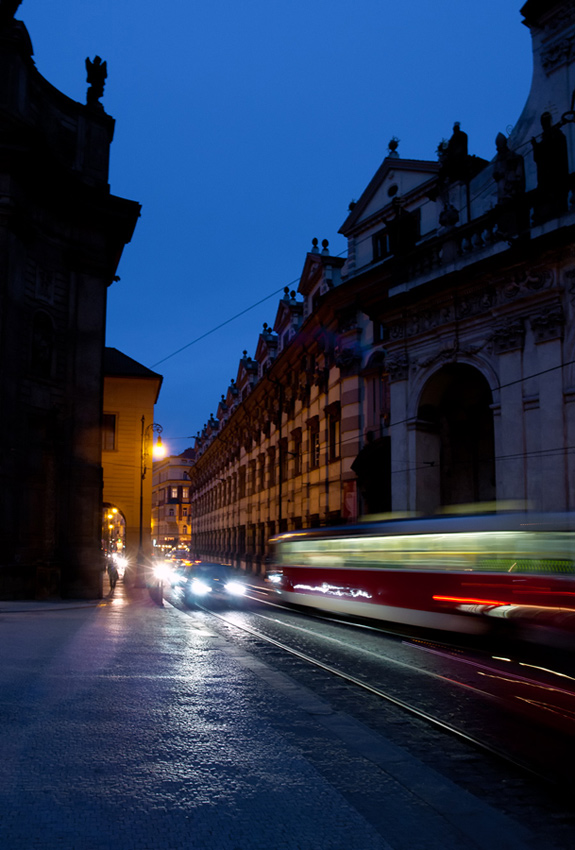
left=493, top=322, right=526, bottom=504
left=388, top=356, right=410, bottom=511
left=531, top=309, right=567, bottom=510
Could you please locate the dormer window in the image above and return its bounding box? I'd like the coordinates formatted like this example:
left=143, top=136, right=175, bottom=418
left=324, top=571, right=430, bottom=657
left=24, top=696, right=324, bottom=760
left=387, top=207, right=421, bottom=255
left=372, top=229, right=389, bottom=262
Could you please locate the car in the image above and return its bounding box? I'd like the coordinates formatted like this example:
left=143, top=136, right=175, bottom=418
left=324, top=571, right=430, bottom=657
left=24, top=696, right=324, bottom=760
left=183, top=563, right=247, bottom=607
left=168, top=562, right=192, bottom=587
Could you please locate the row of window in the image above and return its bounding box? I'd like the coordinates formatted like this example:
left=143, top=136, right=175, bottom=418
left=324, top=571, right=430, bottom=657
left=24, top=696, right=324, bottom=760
left=194, top=415, right=341, bottom=514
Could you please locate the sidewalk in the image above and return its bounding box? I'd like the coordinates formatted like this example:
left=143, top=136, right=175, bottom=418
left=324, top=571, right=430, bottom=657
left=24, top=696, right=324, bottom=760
left=0, top=578, right=547, bottom=850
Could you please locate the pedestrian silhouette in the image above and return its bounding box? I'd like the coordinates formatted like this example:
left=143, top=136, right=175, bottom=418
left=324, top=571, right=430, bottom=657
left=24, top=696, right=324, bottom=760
left=107, top=561, right=119, bottom=592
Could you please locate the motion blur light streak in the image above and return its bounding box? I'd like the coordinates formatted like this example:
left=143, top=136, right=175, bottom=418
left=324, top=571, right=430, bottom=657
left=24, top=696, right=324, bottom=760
left=476, top=671, right=575, bottom=699
left=433, top=595, right=509, bottom=606
left=513, top=698, right=575, bottom=723
left=294, top=583, right=372, bottom=599
left=519, top=663, right=575, bottom=682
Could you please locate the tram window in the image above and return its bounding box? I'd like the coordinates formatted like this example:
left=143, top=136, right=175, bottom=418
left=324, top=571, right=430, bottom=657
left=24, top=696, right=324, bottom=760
left=277, top=528, right=575, bottom=574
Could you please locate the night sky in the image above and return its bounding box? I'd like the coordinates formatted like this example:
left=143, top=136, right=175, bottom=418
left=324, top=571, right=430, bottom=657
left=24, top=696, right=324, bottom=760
left=22, top=1, right=532, bottom=452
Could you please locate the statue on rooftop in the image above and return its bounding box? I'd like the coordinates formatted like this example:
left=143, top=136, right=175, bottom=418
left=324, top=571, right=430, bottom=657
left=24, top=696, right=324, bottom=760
left=531, top=111, right=570, bottom=220
left=438, top=122, right=469, bottom=184
left=0, top=0, right=22, bottom=26
left=493, top=133, right=525, bottom=204
left=85, top=55, right=107, bottom=106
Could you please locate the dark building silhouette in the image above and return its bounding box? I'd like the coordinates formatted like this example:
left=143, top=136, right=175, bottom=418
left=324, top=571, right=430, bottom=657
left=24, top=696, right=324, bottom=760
left=0, top=8, right=140, bottom=597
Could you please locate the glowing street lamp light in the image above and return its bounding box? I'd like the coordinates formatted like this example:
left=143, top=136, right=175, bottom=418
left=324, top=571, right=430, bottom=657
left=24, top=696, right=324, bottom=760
left=135, top=416, right=165, bottom=587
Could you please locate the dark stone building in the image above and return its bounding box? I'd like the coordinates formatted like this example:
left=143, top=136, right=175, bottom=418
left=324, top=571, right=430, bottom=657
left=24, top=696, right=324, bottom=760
left=0, top=4, right=140, bottom=597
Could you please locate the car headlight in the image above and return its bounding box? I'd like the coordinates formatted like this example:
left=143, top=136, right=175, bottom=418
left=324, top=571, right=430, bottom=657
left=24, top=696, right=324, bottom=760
left=224, top=580, right=246, bottom=597
left=190, top=579, right=212, bottom=596
left=153, top=563, right=172, bottom=583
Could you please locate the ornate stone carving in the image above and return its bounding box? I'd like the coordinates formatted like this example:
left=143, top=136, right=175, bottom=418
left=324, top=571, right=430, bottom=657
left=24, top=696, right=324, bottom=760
left=504, top=268, right=554, bottom=297
left=492, top=318, right=525, bottom=353
left=530, top=306, right=565, bottom=342
left=541, top=36, right=575, bottom=74
left=417, top=341, right=486, bottom=369
left=335, top=344, right=362, bottom=377
left=386, top=354, right=409, bottom=382
left=385, top=269, right=553, bottom=345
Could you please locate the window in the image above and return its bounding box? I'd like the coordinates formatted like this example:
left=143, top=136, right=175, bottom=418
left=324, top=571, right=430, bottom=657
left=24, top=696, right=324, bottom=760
left=238, top=467, right=246, bottom=498
left=279, top=438, right=288, bottom=482
left=291, top=429, right=302, bottom=476
left=308, top=417, right=320, bottom=469
left=249, top=460, right=257, bottom=496
left=258, top=454, right=266, bottom=491
left=326, top=403, right=341, bottom=462
left=367, top=373, right=391, bottom=431
left=373, top=321, right=389, bottom=343
left=170, top=486, right=178, bottom=500
left=268, top=447, right=276, bottom=487
left=102, top=414, right=117, bottom=451
left=387, top=207, right=421, bottom=255
left=372, top=229, right=389, bottom=262
left=182, top=487, right=189, bottom=499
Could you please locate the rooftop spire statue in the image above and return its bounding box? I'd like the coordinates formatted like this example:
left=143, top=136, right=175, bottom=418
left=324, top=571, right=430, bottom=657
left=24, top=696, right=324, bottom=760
left=531, top=111, right=570, bottom=221
left=0, top=0, right=22, bottom=26
left=493, top=133, right=525, bottom=204
left=85, top=55, right=107, bottom=107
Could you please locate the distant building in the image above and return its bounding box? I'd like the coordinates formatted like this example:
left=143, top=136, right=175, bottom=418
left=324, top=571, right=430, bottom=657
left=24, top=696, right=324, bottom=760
left=0, top=10, right=140, bottom=598
left=188, top=0, right=575, bottom=573
left=102, top=349, right=163, bottom=579
left=151, top=449, right=195, bottom=552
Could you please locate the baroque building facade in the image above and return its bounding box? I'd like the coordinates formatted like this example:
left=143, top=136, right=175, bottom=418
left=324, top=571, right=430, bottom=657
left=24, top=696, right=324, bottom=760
left=188, top=0, right=575, bottom=572
left=0, top=7, right=140, bottom=597
left=151, top=449, right=195, bottom=553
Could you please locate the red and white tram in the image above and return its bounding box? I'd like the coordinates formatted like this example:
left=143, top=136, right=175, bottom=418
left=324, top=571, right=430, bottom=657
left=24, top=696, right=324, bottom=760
left=270, top=512, right=575, bottom=642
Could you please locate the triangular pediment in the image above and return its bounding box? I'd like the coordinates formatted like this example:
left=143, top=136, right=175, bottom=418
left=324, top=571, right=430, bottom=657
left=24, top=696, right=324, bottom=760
left=298, top=253, right=323, bottom=296
left=340, top=157, right=439, bottom=237
left=273, top=293, right=303, bottom=335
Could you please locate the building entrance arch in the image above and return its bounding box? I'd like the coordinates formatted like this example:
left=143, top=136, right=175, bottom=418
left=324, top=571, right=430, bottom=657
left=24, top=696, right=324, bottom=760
left=415, top=364, right=495, bottom=512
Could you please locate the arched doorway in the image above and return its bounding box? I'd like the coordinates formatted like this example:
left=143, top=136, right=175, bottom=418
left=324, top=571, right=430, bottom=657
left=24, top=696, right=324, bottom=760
left=416, top=364, right=495, bottom=511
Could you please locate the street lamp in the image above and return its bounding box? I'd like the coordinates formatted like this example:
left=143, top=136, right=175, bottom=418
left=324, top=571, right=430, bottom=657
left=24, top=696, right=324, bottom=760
left=135, top=415, right=165, bottom=587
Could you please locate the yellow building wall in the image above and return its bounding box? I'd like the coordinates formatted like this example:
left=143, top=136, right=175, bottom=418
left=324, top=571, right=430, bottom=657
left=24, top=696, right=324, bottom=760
left=102, top=375, right=162, bottom=576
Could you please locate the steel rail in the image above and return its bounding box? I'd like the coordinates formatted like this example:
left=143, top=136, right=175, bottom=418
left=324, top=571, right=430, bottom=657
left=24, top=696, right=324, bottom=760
left=178, top=593, right=553, bottom=784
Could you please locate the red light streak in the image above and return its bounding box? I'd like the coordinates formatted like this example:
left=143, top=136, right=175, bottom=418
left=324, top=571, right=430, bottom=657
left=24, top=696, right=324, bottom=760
left=433, top=595, right=509, bottom=606
left=433, top=594, right=575, bottom=611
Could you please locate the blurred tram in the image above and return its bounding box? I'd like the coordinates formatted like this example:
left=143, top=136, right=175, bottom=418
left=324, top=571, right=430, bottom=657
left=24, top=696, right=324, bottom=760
left=270, top=512, right=575, bottom=644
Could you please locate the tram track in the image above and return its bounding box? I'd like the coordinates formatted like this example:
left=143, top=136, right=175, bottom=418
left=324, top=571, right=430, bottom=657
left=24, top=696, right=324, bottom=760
left=167, top=586, right=574, bottom=786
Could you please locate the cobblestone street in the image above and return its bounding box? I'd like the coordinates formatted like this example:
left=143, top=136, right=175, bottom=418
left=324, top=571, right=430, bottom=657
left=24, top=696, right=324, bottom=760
left=0, top=580, right=559, bottom=849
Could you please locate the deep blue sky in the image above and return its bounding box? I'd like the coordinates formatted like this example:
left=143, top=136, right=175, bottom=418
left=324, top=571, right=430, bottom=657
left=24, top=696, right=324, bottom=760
left=23, top=1, right=532, bottom=452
